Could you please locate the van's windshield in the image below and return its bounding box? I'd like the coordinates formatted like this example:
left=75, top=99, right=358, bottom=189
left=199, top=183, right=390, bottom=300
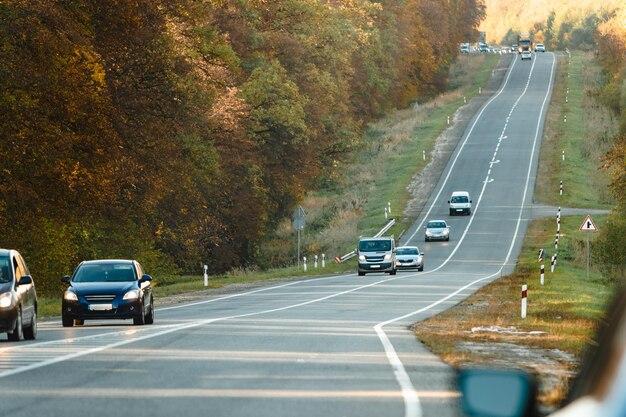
left=359, top=240, right=391, bottom=252
left=451, top=196, right=468, bottom=203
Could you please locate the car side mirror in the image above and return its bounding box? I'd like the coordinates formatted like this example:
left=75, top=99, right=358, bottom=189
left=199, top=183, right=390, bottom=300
left=470, top=200, right=473, bottom=203
left=457, top=368, right=538, bottom=417
left=140, top=274, right=153, bottom=283
left=18, top=275, right=33, bottom=286
left=61, top=275, right=71, bottom=284
left=447, top=200, right=450, bottom=204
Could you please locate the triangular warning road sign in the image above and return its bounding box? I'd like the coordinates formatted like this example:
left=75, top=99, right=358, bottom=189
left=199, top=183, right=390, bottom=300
left=579, top=215, right=598, bottom=232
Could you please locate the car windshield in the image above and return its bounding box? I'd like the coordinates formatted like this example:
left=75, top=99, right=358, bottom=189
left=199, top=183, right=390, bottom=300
left=0, top=256, right=12, bottom=283
left=428, top=222, right=447, bottom=228
left=397, top=248, right=419, bottom=255
left=451, top=196, right=468, bottom=203
left=73, top=263, right=136, bottom=283
left=359, top=240, right=391, bottom=252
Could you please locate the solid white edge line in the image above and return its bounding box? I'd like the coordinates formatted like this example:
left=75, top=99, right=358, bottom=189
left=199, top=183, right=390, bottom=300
left=375, top=53, right=556, bottom=417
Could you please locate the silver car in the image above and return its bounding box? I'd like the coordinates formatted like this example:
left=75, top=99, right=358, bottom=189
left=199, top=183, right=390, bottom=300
left=395, top=246, right=424, bottom=271
left=425, top=220, right=450, bottom=242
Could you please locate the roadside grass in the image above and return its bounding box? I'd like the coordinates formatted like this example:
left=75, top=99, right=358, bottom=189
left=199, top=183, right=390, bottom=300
left=535, top=51, right=616, bottom=208
left=414, top=215, right=614, bottom=404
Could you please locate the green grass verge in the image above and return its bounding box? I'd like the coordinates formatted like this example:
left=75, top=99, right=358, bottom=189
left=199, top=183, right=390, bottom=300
left=535, top=52, right=614, bottom=208
left=414, top=215, right=614, bottom=404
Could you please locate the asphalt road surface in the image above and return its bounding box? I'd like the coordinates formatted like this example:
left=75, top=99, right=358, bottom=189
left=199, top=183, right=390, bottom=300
left=0, top=52, right=556, bottom=417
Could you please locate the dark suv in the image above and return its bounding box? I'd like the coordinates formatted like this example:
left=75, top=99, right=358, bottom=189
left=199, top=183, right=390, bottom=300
left=61, top=259, right=154, bottom=327
left=0, top=249, right=38, bottom=341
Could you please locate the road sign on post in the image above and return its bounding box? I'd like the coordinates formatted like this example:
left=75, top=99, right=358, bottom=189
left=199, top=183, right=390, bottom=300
left=579, top=215, right=598, bottom=279
left=292, top=206, right=306, bottom=269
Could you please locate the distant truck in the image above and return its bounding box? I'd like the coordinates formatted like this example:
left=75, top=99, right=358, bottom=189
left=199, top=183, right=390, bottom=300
left=518, top=33, right=532, bottom=54
left=478, top=42, right=488, bottom=53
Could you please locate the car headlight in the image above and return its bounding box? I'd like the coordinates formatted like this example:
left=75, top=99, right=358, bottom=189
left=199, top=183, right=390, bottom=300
left=64, top=290, right=78, bottom=301
left=0, top=292, right=13, bottom=308
left=425, top=230, right=433, bottom=236
left=384, top=254, right=392, bottom=260
left=123, top=289, right=142, bottom=301
left=358, top=254, right=365, bottom=261
left=443, top=229, right=449, bottom=235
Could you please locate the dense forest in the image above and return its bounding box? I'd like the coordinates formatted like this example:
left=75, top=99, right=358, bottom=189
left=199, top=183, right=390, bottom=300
left=0, top=0, right=485, bottom=294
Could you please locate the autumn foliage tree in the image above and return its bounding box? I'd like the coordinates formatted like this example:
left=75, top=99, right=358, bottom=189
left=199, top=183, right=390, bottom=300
left=0, top=0, right=485, bottom=295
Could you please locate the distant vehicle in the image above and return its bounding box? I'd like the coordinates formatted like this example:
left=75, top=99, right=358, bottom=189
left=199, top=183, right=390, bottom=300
left=61, top=259, right=154, bottom=327
left=518, top=33, right=532, bottom=54
left=357, top=237, right=396, bottom=276
left=449, top=191, right=472, bottom=215
left=521, top=50, right=532, bottom=61
left=535, top=43, right=546, bottom=52
left=478, top=42, right=488, bottom=53
left=0, top=249, right=38, bottom=341
left=425, top=220, right=450, bottom=242
left=395, top=246, right=424, bottom=271
left=459, top=43, right=470, bottom=54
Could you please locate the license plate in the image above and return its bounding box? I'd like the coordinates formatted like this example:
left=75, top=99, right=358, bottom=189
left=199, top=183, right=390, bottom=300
left=456, top=209, right=463, bottom=211
left=370, top=265, right=380, bottom=269
left=89, top=304, right=113, bottom=311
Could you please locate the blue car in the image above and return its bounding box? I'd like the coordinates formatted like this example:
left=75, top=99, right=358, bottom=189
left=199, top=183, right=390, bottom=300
left=61, top=259, right=154, bottom=327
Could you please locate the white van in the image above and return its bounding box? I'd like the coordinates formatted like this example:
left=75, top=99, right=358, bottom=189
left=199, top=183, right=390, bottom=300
left=448, top=191, right=472, bottom=215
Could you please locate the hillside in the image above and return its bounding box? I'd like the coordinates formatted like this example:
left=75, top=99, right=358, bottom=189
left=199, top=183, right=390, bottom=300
left=0, top=0, right=486, bottom=295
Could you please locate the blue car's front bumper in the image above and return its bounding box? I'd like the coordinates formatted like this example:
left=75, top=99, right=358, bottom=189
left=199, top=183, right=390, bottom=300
left=62, top=298, right=143, bottom=320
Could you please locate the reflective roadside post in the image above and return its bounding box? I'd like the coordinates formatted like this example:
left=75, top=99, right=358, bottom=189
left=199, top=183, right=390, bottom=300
left=322, top=254, right=326, bottom=268
left=203, top=264, right=208, bottom=287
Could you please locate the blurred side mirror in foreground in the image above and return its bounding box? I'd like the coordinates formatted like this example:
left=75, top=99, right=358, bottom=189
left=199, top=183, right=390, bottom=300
left=458, top=368, right=538, bottom=417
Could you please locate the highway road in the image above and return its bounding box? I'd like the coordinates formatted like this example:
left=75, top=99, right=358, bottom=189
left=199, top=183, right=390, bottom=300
left=0, top=52, right=555, bottom=417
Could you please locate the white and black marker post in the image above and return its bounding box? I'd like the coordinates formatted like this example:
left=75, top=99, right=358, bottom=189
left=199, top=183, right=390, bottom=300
left=560, top=180, right=563, bottom=196
left=562, top=150, right=565, bottom=161
left=322, top=253, right=326, bottom=268
left=303, top=256, right=307, bottom=272
left=387, top=201, right=391, bottom=216
left=422, top=150, right=426, bottom=161
left=203, top=264, right=208, bottom=287
left=540, top=264, right=545, bottom=286
left=521, top=285, right=528, bottom=318
left=538, top=248, right=545, bottom=262
left=314, top=254, right=318, bottom=269
left=384, top=207, right=388, bottom=220
left=550, top=255, right=556, bottom=273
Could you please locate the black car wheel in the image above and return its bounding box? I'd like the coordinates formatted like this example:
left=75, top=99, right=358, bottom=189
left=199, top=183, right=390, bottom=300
left=7, top=307, right=23, bottom=341
left=23, top=311, right=37, bottom=340
left=418, top=266, right=424, bottom=272
left=133, top=303, right=146, bottom=326
left=449, top=209, right=454, bottom=216
left=62, top=314, right=74, bottom=327
left=358, top=271, right=365, bottom=276
left=74, top=319, right=84, bottom=326
left=145, top=299, right=154, bottom=325
left=389, top=269, right=397, bottom=276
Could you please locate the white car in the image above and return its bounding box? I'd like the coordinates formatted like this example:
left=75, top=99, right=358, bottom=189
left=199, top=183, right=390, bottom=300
left=535, top=43, right=546, bottom=52
left=395, top=246, right=424, bottom=271
left=425, top=220, right=450, bottom=242
left=521, top=50, right=532, bottom=60
left=448, top=191, right=472, bottom=215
